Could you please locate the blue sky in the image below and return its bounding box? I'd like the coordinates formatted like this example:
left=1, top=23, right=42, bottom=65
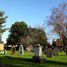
left=0, top=0, right=66, bottom=43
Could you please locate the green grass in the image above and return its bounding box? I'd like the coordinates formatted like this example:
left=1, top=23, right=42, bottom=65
left=0, top=51, right=67, bottom=67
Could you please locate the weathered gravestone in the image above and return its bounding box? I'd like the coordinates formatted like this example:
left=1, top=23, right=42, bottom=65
left=62, top=35, right=67, bottom=55
left=19, top=45, right=24, bottom=55
left=53, top=47, right=59, bottom=56
left=34, top=46, right=42, bottom=56
left=33, top=44, right=44, bottom=63
left=64, top=46, right=67, bottom=55
left=10, top=45, right=16, bottom=55
left=44, top=48, right=53, bottom=58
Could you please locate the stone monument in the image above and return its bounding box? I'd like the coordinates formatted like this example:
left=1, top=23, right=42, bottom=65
left=33, top=44, right=44, bottom=63
left=53, top=47, right=59, bottom=56
left=45, top=48, right=53, bottom=57
left=10, top=45, right=16, bottom=55
left=34, top=45, right=42, bottom=57
left=19, top=45, right=24, bottom=55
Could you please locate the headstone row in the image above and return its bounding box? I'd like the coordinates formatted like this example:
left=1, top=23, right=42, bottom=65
left=10, top=45, right=24, bottom=55
left=44, top=47, right=59, bottom=57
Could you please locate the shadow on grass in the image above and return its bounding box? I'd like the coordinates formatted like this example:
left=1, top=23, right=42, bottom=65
left=0, top=56, right=67, bottom=67
left=0, top=64, right=19, bottom=67
left=44, top=60, right=67, bottom=65
left=4, top=56, right=33, bottom=62
left=0, top=56, right=33, bottom=67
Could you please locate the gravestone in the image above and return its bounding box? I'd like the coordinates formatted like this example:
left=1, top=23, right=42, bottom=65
left=53, top=47, right=59, bottom=56
left=19, top=45, right=24, bottom=55
left=10, top=45, right=16, bottom=55
left=44, top=48, right=53, bottom=57
left=63, top=37, right=67, bottom=55
left=33, top=44, right=44, bottom=63
left=64, top=46, right=67, bottom=55
left=34, top=45, right=42, bottom=57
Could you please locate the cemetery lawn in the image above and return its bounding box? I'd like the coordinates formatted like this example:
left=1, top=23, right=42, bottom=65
left=0, top=51, right=67, bottom=67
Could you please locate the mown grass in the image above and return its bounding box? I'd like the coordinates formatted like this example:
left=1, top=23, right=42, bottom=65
left=0, top=51, right=67, bottom=67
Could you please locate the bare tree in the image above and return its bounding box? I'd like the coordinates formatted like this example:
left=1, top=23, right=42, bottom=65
left=48, top=2, right=67, bottom=39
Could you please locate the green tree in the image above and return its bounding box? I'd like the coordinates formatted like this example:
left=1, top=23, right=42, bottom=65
left=0, top=11, right=8, bottom=43
left=7, top=21, right=28, bottom=45
left=28, top=27, right=47, bottom=47
left=18, top=27, right=47, bottom=47
left=19, top=35, right=32, bottom=47
left=7, top=21, right=47, bottom=48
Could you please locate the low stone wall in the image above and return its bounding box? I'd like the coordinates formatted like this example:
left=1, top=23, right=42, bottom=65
left=0, top=43, right=4, bottom=51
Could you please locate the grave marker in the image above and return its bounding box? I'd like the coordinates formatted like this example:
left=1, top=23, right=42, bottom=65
left=33, top=44, right=44, bottom=63
left=19, top=45, right=24, bottom=55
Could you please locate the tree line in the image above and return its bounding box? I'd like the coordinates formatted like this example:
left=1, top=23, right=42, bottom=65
left=7, top=21, right=47, bottom=47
